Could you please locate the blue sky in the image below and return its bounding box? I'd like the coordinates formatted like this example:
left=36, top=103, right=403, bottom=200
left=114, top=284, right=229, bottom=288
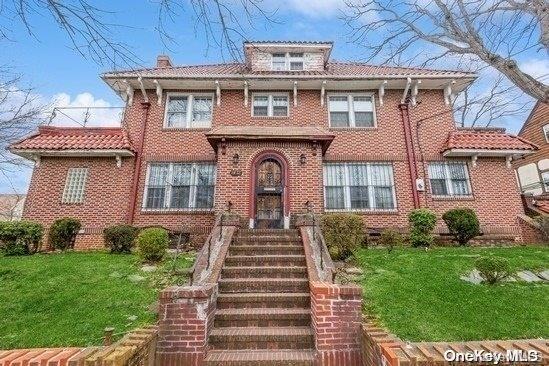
left=0, top=0, right=544, bottom=193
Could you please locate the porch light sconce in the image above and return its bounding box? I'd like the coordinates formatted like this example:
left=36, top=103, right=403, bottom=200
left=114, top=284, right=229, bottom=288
left=299, top=154, right=307, bottom=165
left=311, top=144, right=318, bottom=156
left=220, top=143, right=227, bottom=155
left=232, top=153, right=240, bottom=166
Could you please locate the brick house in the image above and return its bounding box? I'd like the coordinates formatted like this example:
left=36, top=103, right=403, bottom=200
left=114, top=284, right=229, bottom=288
left=515, top=101, right=549, bottom=195
left=11, top=41, right=538, bottom=249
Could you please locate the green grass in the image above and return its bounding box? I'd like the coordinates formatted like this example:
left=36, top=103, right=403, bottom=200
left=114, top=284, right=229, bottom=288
left=0, top=251, right=194, bottom=349
left=355, top=246, right=549, bottom=342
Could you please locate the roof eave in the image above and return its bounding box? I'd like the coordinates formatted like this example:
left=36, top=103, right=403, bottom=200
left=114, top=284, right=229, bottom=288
left=10, top=148, right=135, bottom=160
left=442, top=148, right=536, bottom=157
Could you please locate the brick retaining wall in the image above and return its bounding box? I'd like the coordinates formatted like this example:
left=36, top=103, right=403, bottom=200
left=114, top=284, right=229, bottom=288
left=0, top=327, right=157, bottom=366
left=361, top=318, right=549, bottom=366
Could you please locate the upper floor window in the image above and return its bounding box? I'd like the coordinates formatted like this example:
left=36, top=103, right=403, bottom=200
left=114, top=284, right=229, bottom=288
left=62, top=168, right=88, bottom=204
left=165, top=93, right=213, bottom=128
left=542, top=171, right=549, bottom=191
left=271, top=52, right=304, bottom=71
left=428, top=162, right=471, bottom=197
left=543, top=124, right=549, bottom=142
left=323, top=163, right=396, bottom=211
left=328, top=94, right=375, bottom=128
left=143, top=163, right=216, bottom=210
left=252, top=94, right=289, bottom=117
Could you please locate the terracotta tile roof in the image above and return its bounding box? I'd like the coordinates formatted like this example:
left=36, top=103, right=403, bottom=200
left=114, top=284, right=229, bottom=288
left=102, top=61, right=475, bottom=79
left=443, top=130, right=538, bottom=152
left=10, top=126, right=134, bottom=152
left=244, top=40, right=333, bottom=45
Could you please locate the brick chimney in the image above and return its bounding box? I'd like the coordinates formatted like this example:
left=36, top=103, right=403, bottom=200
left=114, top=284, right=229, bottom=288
left=156, top=55, right=173, bottom=68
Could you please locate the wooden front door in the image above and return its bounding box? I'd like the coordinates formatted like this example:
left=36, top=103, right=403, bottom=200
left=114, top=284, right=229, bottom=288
left=255, top=158, right=284, bottom=229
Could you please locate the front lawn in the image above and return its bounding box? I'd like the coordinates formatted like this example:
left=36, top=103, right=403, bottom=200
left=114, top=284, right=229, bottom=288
left=0, top=251, right=194, bottom=349
left=355, top=246, right=549, bottom=342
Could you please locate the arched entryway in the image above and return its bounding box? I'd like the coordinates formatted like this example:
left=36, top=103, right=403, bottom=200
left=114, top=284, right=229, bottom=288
left=250, top=152, right=289, bottom=229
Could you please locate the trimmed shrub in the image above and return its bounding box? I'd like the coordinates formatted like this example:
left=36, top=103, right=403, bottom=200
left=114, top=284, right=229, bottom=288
left=137, top=227, right=169, bottom=262
left=442, top=208, right=480, bottom=246
left=0, top=221, right=44, bottom=256
left=103, top=225, right=139, bottom=254
left=379, top=229, right=404, bottom=253
left=408, top=208, right=437, bottom=247
left=475, top=256, right=512, bottom=284
left=48, top=218, right=81, bottom=251
left=535, top=215, right=549, bottom=241
left=321, top=213, right=365, bottom=260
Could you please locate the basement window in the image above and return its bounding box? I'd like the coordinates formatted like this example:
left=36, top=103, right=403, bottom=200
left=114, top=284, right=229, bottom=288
left=328, top=94, right=375, bottom=128
left=165, top=93, right=213, bottom=128
left=323, top=163, right=396, bottom=211
left=252, top=94, right=289, bottom=117
left=62, top=168, right=88, bottom=204
left=428, top=162, right=471, bottom=197
left=143, top=163, right=216, bottom=210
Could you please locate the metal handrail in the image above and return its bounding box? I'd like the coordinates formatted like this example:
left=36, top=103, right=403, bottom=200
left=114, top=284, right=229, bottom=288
left=187, top=201, right=232, bottom=286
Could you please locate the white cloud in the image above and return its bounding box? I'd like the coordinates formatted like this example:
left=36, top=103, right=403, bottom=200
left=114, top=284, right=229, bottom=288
left=49, top=92, right=123, bottom=127
left=272, top=0, right=345, bottom=18
left=520, top=58, right=549, bottom=82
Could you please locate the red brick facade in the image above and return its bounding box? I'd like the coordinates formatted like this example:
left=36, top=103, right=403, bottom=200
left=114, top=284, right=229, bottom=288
left=16, top=43, right=532, bottom=248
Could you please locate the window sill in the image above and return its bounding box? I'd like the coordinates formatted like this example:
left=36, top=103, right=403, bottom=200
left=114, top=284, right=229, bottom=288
left=141, top=209, right=215, bottom=215
left=328, top=127, right=377, bottom=131
left=251, top=116, right=290, bottom=120
left=431, top=195, right=475, bottom=201
left=161, top=127, right=211, bottom=131
left=324, top=209, right=398, bottom=215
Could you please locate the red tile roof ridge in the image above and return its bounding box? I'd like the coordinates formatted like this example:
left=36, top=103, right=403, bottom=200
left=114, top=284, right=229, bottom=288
left=37, top=126, right=125, bottom=135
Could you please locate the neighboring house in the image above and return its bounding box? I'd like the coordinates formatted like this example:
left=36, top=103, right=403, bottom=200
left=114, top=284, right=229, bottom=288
left=0, top=194, right=26, bottom=221
left=10, top=41, right=537, bottom=249
left=515, top=101, right=549, bottom=195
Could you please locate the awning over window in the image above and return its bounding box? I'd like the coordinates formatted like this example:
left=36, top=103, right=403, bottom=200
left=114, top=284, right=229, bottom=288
left=205, top=126, right=335, bottom=153
left=10, top=126, right=135, bottom=159
left=442, top=129, right=537, bottom=158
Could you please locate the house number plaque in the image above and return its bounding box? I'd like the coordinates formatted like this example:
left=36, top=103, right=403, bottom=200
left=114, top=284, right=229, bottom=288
left=230, top=169, right=242, bottom=176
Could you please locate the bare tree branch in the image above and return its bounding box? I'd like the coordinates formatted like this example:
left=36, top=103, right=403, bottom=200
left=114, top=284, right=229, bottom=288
left=344, top=0, right=549, bottom=103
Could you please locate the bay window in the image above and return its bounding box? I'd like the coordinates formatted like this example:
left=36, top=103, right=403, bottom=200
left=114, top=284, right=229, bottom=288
left=252, top=94, right=289, bottom=117
left=328, top=94, right=375, bottom=127
left=428, top=162, right=471, bottom=197
left=323, top=163, right=396, bottom=210
left=165, top=93, right=213, bottom=128
left=143, top=163, right=216, bottom=210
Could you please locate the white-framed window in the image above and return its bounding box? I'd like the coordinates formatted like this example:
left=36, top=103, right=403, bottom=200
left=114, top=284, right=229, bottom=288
left=164, top=93, right=213, bottom=128
left=252, top=93, right=289, bottom=117
left=323, top=163, right=397, bottom=211
left=542, top=171, right=549, bottom=191
left=328, top=94, right=376, bottom=128
left=428, top=162, right=472, bottom=197
left=543, top=124, right=549, bottom=142
left=62, top=168, right=88, bottom=204
left=143, top=163, right=216, bottom=210
left=271, top=52, right=304, bottom=71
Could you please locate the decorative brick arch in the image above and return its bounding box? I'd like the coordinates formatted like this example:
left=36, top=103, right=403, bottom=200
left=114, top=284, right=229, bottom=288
left=248, top=150, right=291, bottom=226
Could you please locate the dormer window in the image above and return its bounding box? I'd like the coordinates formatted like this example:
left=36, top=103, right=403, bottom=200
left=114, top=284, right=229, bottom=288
left=271, top=52, right=304, bottom=71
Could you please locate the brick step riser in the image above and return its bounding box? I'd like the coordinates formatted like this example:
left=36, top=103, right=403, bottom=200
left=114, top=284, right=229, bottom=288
left=214, top=318, right=311, bottom=327
left=221, top=271, right=307, bottom=279
left=217, top=299, right=310, bottom=309
left=238, top=229, right=298, bottom=235
left=219, top=282, right=309, bottom=293
left=224, top=258, right=306, bottom=267
left=209, top=340, right=314, bottom=351
left=229, top=248, right=304, bottom=256
left=234, top=238, right=301, bottom=244
left=205, top=360, right=313, bottom=366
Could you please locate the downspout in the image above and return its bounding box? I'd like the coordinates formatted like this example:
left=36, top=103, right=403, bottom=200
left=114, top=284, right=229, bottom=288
left=399, top=78, right=421, bottom=209
left=127, top=101, right=151, bottom=224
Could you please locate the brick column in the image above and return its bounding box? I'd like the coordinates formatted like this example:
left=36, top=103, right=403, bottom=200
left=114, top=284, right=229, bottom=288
left=311, top=282, right=363, bottom=365
left=156, top=284, right=217, bottom=366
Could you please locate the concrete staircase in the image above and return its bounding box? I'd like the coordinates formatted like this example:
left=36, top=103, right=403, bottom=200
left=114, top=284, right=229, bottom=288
left=205, top=229, right=315, bottom=365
